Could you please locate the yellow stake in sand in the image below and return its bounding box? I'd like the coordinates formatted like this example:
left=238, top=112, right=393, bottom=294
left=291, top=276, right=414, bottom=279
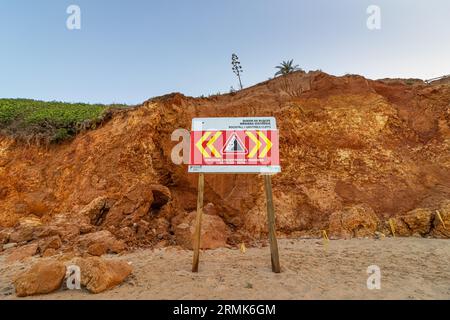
left=389, top=219, right=396, bottom=237
left=436, top=210, right=446, bottom=229
left=240, top=242, right=246, bottom=254
left=322, top=230, right=329, bottom=250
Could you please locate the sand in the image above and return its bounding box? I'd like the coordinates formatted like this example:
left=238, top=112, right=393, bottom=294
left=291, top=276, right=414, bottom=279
left=1, top=238, right=449, bottom=300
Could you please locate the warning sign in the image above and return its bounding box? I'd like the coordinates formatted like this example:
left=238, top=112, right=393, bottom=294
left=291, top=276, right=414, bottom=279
left=222, top=134, right=247, bottom=154
left=188, top=117, right=281, bottom=173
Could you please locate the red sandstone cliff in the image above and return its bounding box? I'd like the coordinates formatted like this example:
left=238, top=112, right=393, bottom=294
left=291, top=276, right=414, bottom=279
left=1, top=71, right=449, bottom=257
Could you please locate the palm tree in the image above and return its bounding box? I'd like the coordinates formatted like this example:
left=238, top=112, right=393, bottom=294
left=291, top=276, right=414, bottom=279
left=274, top=60, right=302, bottom=77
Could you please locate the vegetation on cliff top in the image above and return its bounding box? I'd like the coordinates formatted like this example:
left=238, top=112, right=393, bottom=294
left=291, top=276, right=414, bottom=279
left=0, top=99, right=128, bottom=143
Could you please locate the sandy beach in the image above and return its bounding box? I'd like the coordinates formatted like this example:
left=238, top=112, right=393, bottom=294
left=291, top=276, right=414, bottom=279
left=1, top=237, right=449, bottom=300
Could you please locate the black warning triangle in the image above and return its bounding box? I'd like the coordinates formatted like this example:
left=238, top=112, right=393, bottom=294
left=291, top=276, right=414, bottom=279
left=222, top=134, right=247, bottom=154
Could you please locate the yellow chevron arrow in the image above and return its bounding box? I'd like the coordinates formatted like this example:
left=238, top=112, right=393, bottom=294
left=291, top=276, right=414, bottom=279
left=195, top=132, right=212, bottom=158
left=246, top=131, right=261, bottom=158
left=207, top=131, right=222, bottom=158
left=195, top=131, right=222, bottom=158
left=257, top=131, right=272, bottom=158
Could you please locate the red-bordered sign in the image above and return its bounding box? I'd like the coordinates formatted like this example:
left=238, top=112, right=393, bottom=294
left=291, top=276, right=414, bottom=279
left=188, top=117, right=280, bottom=173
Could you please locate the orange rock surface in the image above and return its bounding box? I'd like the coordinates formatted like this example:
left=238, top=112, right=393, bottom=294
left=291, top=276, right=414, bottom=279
left=1, top=72, right=449, bottom=254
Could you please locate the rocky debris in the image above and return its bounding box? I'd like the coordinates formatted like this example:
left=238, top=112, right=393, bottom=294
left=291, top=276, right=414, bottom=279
left=77, top=230, right=126, bottom=256
left=329, top=204, right=379, bottom=238
left=79, top=196, right=112, bottom=226
left=173, top=212, right=229, bottom=249
left=6, top=243, right=38, bottom=263
left=32, top=220, right=81, bottom=242
left=21, top=192, right=53, bottom=218
left=0, top=229, right=11, bottom=244
left=391, top=208, right=433, bottom=237
left=42, top=248, right=59, bottom=257
left=37, top=235, right=62, bottom=255
left=2, top=242, right=17, bottom=250
left=14, top=260, right=66, bottom=297
left=9, top=226, right=35, bottom=243
left=7, top=217, right=43, bottom=243
left=104, top=183, right=154, bottom=226
left=74, top=257, right=132, bottom=293
left=1, top=71, right=450, bottom=243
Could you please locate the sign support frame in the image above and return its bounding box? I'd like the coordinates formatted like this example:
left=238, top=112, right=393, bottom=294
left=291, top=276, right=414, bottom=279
left=263, top=174, right=281, bottom=273
left=192, top=173, right=204, bottom=273
left=191, top=172, right=281, bottom=274
left=190, top=117, right=281, bottom=273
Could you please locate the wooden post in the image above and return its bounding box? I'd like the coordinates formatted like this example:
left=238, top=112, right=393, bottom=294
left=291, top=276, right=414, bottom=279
left=263, top=174, right=281, bottom=273
left=192, top=173, right=205, bottom=272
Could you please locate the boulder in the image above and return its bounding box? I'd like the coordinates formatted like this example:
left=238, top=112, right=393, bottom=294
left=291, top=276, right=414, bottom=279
left=77, top=230, right=126, bottom=256
left=9, top=226, right=35, bottom=243
left=87, top=242, right=109, bottom=256
left=8, top=217, right=43, bottom=243
left=104, top=183, right=153, bottom=226
left=79, top=196, right=111, bottom=226
left=329, top=204, right=379, bottom=238
left=391, top=208, right=433, bottom=236
left=173, top=212, right=229, bottom=249
left=73, top=257, right=132, bottom=293
left=14, top=260, right=66, bottom=297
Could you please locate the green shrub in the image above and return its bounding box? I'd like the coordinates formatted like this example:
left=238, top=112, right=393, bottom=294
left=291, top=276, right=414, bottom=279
left=0, top=99, right=128, bottom=143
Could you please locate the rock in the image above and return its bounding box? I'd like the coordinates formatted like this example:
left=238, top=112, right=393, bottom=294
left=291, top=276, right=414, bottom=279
left=374, top=231, right=385, bottom=239
left=6, top=243, right=38, bottom=263
left=33, top=223, right=80, bottom=242
left=8, top=217, right=44, bottom=243
left=104, top=183, right=153, bottom=225
left=14, top=260, right=66, bottom=297
left=22, top=192, right=51, bottom=217
left=329, top=204, right=379, bottom=238
left=87, top=242, right=108, bottom=256
left=391, top=208, right=433, bottom=236
left=38, top=236, right=62, bottom=255
left=0, top=228, right=12, bottom=244
left=73, top=257, right=132, bottom=293
left=42, top=248, right=58, bottom=257
left=173, top=212, right=229, bottom=249
left=3, top=242, right=18, bottom=250
left=9, top=226, right=35, bottom=243
left=77, top=230, right=126, bottom=255
left=79, top=196, right=111, bottom=226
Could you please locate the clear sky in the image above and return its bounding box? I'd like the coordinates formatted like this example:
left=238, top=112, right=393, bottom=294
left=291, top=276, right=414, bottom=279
left=1, top=0, right=449, bottom=104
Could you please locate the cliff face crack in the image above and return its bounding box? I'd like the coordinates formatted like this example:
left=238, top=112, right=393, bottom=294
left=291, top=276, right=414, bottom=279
left=93, top=205, right=110, bottom=226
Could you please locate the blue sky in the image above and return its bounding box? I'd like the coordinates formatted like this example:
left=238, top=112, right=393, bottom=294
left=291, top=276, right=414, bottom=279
left=1, top=0, right=449, bottom=104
